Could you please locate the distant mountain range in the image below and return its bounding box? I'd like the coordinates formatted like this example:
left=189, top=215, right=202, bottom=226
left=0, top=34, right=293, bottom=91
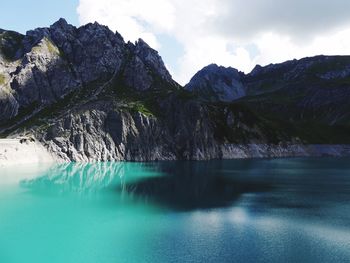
left=1, top=18, right=350, bottom=162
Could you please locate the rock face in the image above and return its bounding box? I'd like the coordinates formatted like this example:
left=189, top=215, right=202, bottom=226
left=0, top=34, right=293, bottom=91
left=0, top=18, right=173, bottom=125
left=36, top=98, right=220, bottom=162
left=185, top=64, right=246, bottom=102
left=1, top=19, right=350, bottom=162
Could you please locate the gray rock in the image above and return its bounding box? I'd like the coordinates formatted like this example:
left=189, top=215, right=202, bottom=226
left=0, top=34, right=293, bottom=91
left=123, top=55, right=153, bottom=91
left=185, top=64, right=246, bottom=102
left=133, top=39, right=173, bottom=83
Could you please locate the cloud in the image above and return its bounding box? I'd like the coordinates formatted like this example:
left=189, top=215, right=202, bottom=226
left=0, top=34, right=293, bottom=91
left=77, top=0, right=350, bottom=85
left=207, top=0, right=350, bottom=41
left=77, top=0, right=175, bottom=48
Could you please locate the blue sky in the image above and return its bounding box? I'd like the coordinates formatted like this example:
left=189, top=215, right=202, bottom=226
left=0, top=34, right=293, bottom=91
left=0, top=0, right=79, bottom=32
left=2, top=0, right=350, bottom=84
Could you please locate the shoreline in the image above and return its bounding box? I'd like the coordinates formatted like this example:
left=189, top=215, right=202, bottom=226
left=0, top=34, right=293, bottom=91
left=1, top=139, right=350, bottom=166
left=0, top=139, right=57, bottom=167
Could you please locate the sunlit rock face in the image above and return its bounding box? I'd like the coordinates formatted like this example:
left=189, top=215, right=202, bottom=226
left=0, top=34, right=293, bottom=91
left=185, top=64, right=246, bottom=103
left=0, top=18, right=173, bottom=124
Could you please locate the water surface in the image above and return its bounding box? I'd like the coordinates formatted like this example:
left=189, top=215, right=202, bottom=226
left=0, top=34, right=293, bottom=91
left=1, top=158, right=350, bottom=262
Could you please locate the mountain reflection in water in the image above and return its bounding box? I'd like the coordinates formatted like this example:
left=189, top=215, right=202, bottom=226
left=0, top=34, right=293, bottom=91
left=21, top=161, right=274, bottom=209
left=21, top=158, right=350, bottom=222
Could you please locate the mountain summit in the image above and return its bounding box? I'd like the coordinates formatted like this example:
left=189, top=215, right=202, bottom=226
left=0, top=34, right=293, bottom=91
left=185, top=64, right=246, bottom=102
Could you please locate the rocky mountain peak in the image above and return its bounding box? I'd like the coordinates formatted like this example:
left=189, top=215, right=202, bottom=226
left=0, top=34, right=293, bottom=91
left=51, top=18, right=70, bottom=29
left=185, top=64, right=246, bottom=102
left=0, top=18, right=177, bottom=124
left=135, top=38, right=150, bottom=48
left=134, top=38, right=173, bottom=82
left=121, top=38, right=175, bottom=91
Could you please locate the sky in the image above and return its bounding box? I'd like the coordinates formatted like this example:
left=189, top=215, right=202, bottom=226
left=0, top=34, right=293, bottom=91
left=2, top=0, right=350, bottom=85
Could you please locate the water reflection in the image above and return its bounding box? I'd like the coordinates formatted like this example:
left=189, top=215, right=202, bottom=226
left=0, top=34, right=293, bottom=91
left=21, top=161, right=273, bottom=209
left=124, top=161, right=273, bottom=210
left=21, top=162, right=163, bottom=194
left=19, top=158, right=350, bottom=223
left=0, top=163, right=53, bottom=185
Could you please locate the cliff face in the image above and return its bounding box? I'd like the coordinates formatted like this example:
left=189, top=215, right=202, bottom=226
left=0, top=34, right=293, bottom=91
left=1, top=19, right=350, bottom=162
left=37, top=97, right=221, bottom=162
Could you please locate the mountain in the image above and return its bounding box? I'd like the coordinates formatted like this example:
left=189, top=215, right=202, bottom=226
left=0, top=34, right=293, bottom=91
left=1, top=19, right=350, bottom=162
left=0, top=18, right=219, bottom=162
left=187, top=56, right=350, bottom=144
left=185, top=64, right=246, bottom=102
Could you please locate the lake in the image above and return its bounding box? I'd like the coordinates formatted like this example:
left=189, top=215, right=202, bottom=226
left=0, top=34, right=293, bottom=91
left=0, top=158, right=350, bottom=263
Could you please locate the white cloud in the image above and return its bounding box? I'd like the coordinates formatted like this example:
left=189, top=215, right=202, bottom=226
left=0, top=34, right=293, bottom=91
left=253, top=28, right=350, bottom=66
left=77, top=0, right=350, bottom=85
left=77, top=0, right=175, bottom=48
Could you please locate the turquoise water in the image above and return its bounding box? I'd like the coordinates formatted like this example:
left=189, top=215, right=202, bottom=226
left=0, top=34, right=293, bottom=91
left=1, top=159, right=350, bottom=262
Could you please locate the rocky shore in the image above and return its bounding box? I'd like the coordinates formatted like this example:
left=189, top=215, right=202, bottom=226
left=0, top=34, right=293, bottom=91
left=2, top=137, right=350, bottom=165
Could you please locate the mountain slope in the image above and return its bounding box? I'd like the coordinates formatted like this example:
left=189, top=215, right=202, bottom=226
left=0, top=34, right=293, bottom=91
left=243, top=55, right=350, bottom=125
left=188, top=56, right=350, bottom=144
